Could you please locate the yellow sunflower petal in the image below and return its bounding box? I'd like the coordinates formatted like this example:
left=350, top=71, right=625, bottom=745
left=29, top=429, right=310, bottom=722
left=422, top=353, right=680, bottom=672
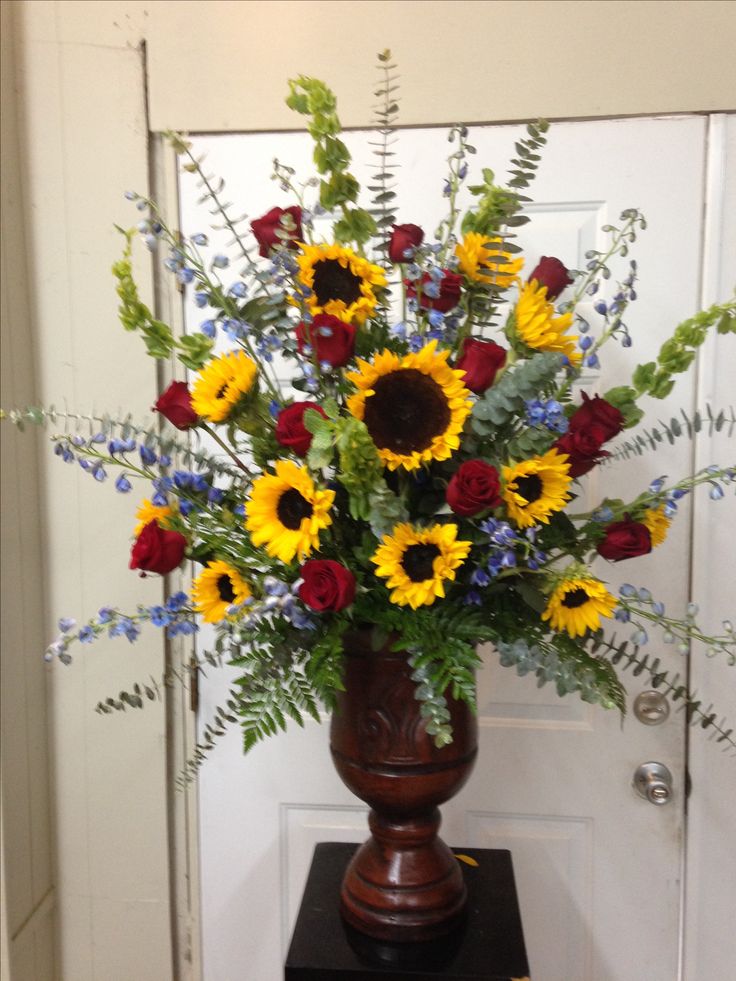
left=347, top=340, right=471, bottom=472
left=191, top=350, right=258, bottom=423
left=191, top=559, right=251, bottom=624
left=455, top=232, right=524, bottom=288
left=371, top=522, right=471, bottom=609
left=292, top=243, right=386, bottom=326
left=134, top=498, right=174, bottom=536
left=541, top=576, right=617, bottom=638
left=514, top=281, right=581, bottom=365
left=502, top=448, right=572, bottom=528
left=642, top=504, right=671, bottom=548
left=245, top=460, right=334, bottom=564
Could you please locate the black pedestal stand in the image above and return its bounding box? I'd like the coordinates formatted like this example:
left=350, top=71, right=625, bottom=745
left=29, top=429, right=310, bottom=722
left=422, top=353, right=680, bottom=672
left=285, top=843, right=530, bottom=981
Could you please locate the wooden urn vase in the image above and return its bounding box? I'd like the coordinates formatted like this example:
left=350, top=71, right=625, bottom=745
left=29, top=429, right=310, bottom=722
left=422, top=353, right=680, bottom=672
left=329, top=630, right=478, bottom=942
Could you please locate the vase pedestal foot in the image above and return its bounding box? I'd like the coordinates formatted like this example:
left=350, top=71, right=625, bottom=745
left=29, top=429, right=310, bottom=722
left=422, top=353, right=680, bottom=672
left=339, top=808, right=467, bottom=942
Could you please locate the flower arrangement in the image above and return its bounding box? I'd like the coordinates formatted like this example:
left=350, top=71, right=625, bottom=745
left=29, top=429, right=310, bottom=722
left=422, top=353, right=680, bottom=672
left=5, top=53, right=735, bottom=774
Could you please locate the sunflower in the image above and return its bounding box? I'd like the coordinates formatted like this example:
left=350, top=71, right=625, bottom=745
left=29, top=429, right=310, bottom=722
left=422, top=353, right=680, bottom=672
left=455, top=233, right=524, bottom=288
left=642, top=504, right=671, bottom=548
left=542, top=576, right=617, bottom=638
left=372, top=522, right=472, bottom=609
left=245, top=460, right=335, bottom=564
left=502, top=448, right=572, bottom=528
left=514, top=281, right=581, bottom=364
left=191, top=350, right=258, bottom=423
left=346, top=340, right=471, bottom=471
left=134, top=498, right=174, bottom=536
left=295, top=243, right=386, bottom=326
left=191, top=559, right=252, bottom=624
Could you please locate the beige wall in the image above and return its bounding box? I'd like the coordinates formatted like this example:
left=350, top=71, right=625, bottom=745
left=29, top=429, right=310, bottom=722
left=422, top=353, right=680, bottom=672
left=1, top=1, right=734, bottom=979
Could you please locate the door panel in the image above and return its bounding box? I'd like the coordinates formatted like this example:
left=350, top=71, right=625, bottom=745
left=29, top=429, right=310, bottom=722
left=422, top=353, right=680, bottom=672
left=179, top=116, right=707, bottom=981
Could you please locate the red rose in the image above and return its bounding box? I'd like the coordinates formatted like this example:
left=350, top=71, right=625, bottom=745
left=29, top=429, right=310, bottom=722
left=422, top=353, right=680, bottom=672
left=455, top=337, right=507, bottom=394
left=275, top=402, right=328, bottom=457
left=406, top=271, right=462, bottom=313
left=528, top=256, right=572, bottom=300
left=446, top=459, right=502, bottom=516
left=299, top=560, right=356, bottom=612
left=388, top=223, right=424, bottom=264
left=129, top=520, right=187, bottom=575
left=555, top=427, right=610, bottom=478
left=250, top=206, right=303, bottom=257
left=296, top=314, right=356, bottom=368
left=568, top=393, right=624, bottom=442
left=597, top=517, right=652, bottom=561
left=153, top=381, right=198, bottom=430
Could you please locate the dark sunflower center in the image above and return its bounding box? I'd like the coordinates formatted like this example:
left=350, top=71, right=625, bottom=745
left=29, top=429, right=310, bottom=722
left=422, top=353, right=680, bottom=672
left=217, top=575, right=236, bottom=603
left=312, top=259, right=362, bottom=307
left=402, top=543, right=440, bottom=583
left=514, top=473, right=543, bottom=504
left=363, top=369, right=451, bottom=455
left=277, top=488, right=313, bottom=530
left=561, top=587, right=589, bottom=609
left=215, top=384, right=228, bottom=400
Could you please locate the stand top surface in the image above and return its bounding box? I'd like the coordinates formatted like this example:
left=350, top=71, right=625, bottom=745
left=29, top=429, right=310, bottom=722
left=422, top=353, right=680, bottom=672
left=285, top=843, right=530, bottom=981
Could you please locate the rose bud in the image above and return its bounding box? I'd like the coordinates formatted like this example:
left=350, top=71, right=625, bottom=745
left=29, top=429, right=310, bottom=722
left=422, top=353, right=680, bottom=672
left=298, top=559, right=356, bottom=612
left=406, top=270, right=462, bottom=313
left=555, top=426, right=610, bottom=478
left=250, top=206, right=303, bottom=258
left=296, top=314, right=356, bottom=369
left=153, top=381, right=198, bottom=430
left=275, top=402, right=328, bottom=457
left=568, top=392, right=624, bottom=442
left=388, top=223, right=424, bottom=264
left=597, top=517, right=652, bottom=561
left=129, top=520, right=187, bottom=575
left=455, top=337, right=507, bottom=394
left=446, top=459, right=502, bottom=516
left=528, top=256, right=572, bottom=300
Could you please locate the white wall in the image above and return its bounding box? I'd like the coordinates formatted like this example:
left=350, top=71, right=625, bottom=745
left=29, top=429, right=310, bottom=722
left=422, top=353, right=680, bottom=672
left=1, top=1, right=734, bottom=979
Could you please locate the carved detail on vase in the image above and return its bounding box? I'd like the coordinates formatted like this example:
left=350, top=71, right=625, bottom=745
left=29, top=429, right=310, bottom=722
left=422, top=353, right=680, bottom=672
left=329, top=629, right=478, bottom=942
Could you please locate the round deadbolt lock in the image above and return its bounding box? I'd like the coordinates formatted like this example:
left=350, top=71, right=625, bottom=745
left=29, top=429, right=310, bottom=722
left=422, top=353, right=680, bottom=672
left=633, top=689, right=670, bottom=726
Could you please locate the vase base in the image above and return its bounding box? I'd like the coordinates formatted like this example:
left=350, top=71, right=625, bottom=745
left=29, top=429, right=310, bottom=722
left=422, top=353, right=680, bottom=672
left=339, top=809, right=468, bottom=942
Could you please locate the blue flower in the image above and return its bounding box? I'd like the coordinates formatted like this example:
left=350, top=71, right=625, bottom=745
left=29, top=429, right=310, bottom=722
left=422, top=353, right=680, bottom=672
left=176, top=267, right=195, bottom=285
left=200, top=319, right=217, bottom=338
left=58, top=617, right=76, bottom=633
left=212, top=254, right=229, bottom=269
left=166, top=591, right=189, bottom=612
left=152, top=490, right=168, bottom=507
left=115, top=474, right=133, bottom=494
left=148, top=606, right=171, bottom=627
left=191, top=233, right=209, bottom=246
left=194, top=291, right=209, bottom=308
left=92, top=466, right=107, bottom=482
left=97, top=607, right=114, bottom=624
left=79, top=626, right=95, bottom=644
left=140, top=445, right=158, bottom=466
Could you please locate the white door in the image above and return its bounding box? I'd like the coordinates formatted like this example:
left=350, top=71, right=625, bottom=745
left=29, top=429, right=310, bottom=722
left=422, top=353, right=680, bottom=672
left=179, top=116, right=727, bottom=981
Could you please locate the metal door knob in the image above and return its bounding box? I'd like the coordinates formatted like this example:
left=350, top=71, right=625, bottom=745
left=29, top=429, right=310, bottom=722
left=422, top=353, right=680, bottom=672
left=633, top=762, right=673, bottom=805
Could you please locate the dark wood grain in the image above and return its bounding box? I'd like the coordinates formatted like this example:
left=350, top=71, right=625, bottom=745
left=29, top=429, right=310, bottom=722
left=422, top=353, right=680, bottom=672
left=330, top=630, right=478, bottom=942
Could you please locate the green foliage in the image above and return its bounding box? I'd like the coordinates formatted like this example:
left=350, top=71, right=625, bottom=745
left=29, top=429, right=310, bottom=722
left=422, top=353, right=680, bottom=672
left=496, top=635, right=627, bottom=712
left=305, top=408, right=406, bottom=533
left=461, top=121, right=548, bottom=237
left=112, top=230, right=213, bottom=369
left=609, top=405, right=736, bottom=461
left=472, top=352, right=562, bottom=431
left=631, top=296, right=736, bottom=401
left=286, top=76, right=376, bottom=245
left=601, top=385, right=645, bottom=429
left=367, top=50, right=400, bottom=248
left=588, top=632, right=736, bottom=753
